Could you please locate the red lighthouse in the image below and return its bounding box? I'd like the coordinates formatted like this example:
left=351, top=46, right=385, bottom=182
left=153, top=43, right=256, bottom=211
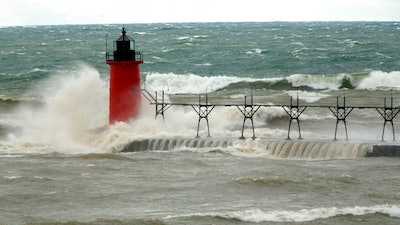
left=106, top=28, right=143, bottom=124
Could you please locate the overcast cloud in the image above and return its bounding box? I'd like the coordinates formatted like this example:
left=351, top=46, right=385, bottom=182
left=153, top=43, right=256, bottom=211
left=1, top=0, right=399, bottom=26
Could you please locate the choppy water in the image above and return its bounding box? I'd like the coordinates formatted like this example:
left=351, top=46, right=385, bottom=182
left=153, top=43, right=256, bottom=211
left=0, top=22, right=400, bottom=224
left=1, top=152, right=400, bottom=225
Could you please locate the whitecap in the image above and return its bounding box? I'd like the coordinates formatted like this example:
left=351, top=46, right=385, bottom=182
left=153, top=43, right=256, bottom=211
left=357, top=71, right=400, bottom=90
left=4, top=175, right=22, bottom=179
left=205, top=204, right=400, bottom=223
left=286, top=90, right=330, bottom=103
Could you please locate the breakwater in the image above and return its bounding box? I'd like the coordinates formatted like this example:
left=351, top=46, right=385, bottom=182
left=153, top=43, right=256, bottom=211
left=115, top=138, right=400, bottom=159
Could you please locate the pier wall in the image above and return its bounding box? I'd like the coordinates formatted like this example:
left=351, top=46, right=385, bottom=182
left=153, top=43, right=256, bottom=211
left=114, top=138, right=400, bottom=159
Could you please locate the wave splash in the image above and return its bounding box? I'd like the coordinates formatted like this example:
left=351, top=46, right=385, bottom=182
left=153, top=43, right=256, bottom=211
left=0, top=65, right=397, bottom=156
left=144, top=70, right=400, bottom=94
left=1, top=64, right=109, bottom=154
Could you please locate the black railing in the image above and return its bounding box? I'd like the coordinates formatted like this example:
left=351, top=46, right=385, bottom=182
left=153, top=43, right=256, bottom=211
left=106, top=50, right=143, bottom=61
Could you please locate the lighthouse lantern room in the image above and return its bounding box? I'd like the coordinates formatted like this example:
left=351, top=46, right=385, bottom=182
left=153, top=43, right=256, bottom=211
left=106, top=28, right=143, bottom=124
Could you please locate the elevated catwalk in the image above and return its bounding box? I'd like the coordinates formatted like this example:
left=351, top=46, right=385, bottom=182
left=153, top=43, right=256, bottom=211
left=116, top=89, right=400, bottom=158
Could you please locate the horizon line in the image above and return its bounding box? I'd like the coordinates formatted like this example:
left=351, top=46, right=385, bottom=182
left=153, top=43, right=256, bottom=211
left=2, top=20, right=399, bottom=28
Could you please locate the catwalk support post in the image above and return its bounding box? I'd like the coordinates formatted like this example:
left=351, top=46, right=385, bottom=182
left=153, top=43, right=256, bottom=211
left=283, top=95, right=307, bottom=140
left=376, top=96, right=400, bottom=141
left=329, top=95, right=354, bottom=141
left=236, top=95, right=260, bottom=140
left=192, top=94, right=215, bottom=138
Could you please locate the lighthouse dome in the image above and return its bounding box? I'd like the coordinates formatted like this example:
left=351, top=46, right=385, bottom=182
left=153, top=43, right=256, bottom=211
left=112, top=28, right=136, bottom=61
left=116, top=28, right=134, bottom=42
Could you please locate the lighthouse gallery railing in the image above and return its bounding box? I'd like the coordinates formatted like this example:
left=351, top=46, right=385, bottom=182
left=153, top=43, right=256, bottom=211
left=106, top=51, right=143, bottom=61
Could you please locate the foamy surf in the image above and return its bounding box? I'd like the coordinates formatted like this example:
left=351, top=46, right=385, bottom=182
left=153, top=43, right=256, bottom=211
left=144, top=70, right=400, bottom=94
left=0, top=64, right=109, bottom=154
left=1, top=65, right=400, bottom=157
left=195, top=204, right=400, bottom=223
left=0, top=68, right=395, bottom=157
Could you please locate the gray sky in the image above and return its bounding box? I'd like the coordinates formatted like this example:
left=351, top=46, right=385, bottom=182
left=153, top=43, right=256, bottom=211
left=1, top=0, right=400, bottom=26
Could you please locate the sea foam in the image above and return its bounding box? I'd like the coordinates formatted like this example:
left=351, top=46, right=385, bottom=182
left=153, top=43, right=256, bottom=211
left=2, top=65, right=398, bottom=155
left=185, top=204, right=400, bottom=223
left=145, top=71, right=400, bottom=95
left=357, top=71, right=400, bottom=90
left=5, top=64, right=109, bottom=154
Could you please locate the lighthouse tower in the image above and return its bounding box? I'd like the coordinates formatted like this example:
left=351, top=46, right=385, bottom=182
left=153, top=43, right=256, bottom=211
left=106, top=28, right=143, bottom=124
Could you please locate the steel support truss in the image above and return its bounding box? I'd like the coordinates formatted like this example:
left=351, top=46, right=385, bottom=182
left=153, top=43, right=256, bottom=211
left=140, top=89, right=172, bottom=120
left=376, top=97, right=400, bottom=141
left=282, top=96, right=307, bottom=140
left=236, top=95, right=261, bottom=140
left=329, top=96, right=354, bottom=141
left=192, top=94, right=215, bottom=138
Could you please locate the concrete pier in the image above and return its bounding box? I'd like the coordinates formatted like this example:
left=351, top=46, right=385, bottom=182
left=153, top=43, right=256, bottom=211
left=114, top=138, right=400, bottom=159
left=368, top=145, right=400, bottom=157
